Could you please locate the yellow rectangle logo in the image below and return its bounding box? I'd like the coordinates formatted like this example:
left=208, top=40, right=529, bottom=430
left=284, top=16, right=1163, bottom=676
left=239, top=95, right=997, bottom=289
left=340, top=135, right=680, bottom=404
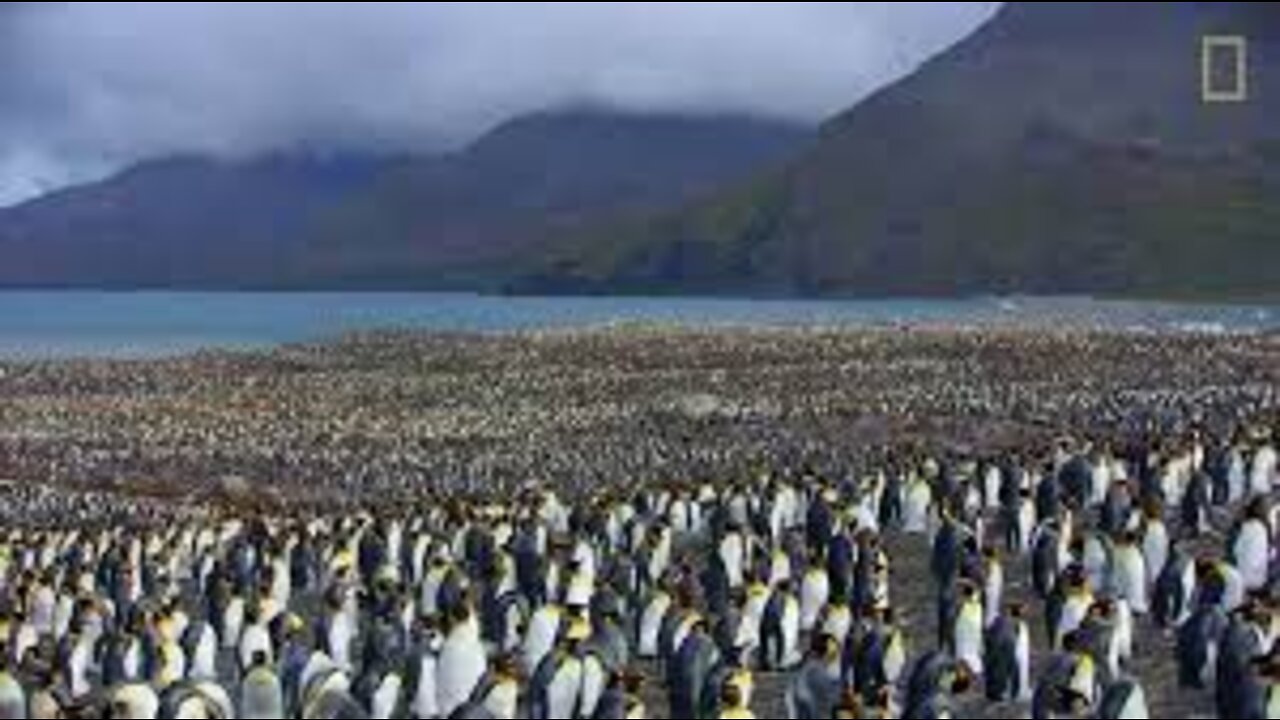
left=1202, top=35, right=1248, bottom=103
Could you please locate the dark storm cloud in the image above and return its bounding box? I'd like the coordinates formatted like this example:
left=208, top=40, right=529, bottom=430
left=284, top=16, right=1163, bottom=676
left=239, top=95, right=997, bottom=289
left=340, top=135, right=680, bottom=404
left=0, top=2, right=1000, bottom=204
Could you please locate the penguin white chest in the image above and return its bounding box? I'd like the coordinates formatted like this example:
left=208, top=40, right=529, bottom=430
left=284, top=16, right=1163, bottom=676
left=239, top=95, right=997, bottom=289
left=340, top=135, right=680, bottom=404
left=720, top=534, right=746, bottom=589
left=904, top=481, right=932, bottom=535
left=1016, top=502, right=1035, bottom=553
left=439, top=624, right=487, bottom=716
left=1118, top=683, right=1150, bottom=720
left=524, top=607, right=562, bottom=669
left=123, top=638, right=143, bottom=681
left=954, top=601, right=985, bottom=677
left=822, top=606, right=853, bottom=646
left=1235, top=521, right=1271, bottom=592
left=884, top=630, right=907, bottom=684
left=1252, top=446, right=1277, bottom=494
left=371, top=673, right=402, bottom=720
left=1070, top=655, right=1097, bottom=705
left=329, top=613, right=357, bottom=670
left=483, top=679, right=520, bottom=720
left=221, top=599, right=245, bottom=650
left=547, top=656, right=585, bottom=719
left=1058, top=595, right=1092, bottom=646
left=1015, top=624, right=1031, bottom=702
left=984, top=564, right=1004, bottom=626
left=566, top=573, right=595, bottom=609
left=1142, top=523, right=1168, bottom=587
left=781, top=596, right=803, bottom=668
left=799, top=571, right=830, bottom=632
left=68, top=639, right=93, bottom=699
left=984, top=467, right=1002, bottom=509
left=1115, top=547, right=1149, bottom=614
left=734, top=591, right=766, bottom=653
left=411, top=653, right=439, bottom=719
left=769, top=552, right=792, bottom=588
left=192, top=626, right=219, bottom=680
left=579, top=654, right=608, bottom=718
left=638, top=596, right=670, bottom=659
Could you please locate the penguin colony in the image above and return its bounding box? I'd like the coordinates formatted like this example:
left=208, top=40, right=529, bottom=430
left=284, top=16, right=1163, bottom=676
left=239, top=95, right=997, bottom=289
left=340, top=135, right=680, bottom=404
left=0, top=326, right=1275, bottom=718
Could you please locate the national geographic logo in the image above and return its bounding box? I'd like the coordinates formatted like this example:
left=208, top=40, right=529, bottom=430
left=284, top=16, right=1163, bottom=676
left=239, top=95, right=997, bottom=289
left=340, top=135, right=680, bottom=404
left=1201, top=35, right=1249, bottom=104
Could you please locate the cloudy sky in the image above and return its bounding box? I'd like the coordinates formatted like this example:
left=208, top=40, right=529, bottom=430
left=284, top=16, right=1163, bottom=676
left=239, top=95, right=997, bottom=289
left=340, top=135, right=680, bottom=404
left=0, top=2, right=1000, bottom=205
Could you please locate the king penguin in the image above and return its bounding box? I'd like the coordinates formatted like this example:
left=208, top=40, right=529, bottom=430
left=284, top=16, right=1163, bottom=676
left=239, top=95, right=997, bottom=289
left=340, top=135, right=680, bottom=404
left=718, top=681, right=755, bottom=720
left=1232, top=500, right=1272, bottom=593
left=785, top=634, right=841, bottom=720
left=438, top=600, right=488, bottom=718
left=0, top=652, right=26, bottom=720
left=1112, top=533, right=1149, bottom=616
left=952, top=580, right=985, bottom=679
left=529, top=618, right=589, bottom=720
left=407, top=617, right=443, bottom=720
left=985, top=603, right=1031, bottom=704
left=107, top=683, right=161, bottom=720
left=240, top=650, right=285, bottom=720
left=1096, top=675, right=1150, bottom=720
left=798, top=564, right=830, bottom=635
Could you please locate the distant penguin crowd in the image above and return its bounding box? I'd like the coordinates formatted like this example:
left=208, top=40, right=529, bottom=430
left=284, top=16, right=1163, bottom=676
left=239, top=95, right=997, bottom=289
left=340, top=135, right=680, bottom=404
left=0, top=328, right=1278, bottom=719
left=0, top=420, right=1274, bottom=718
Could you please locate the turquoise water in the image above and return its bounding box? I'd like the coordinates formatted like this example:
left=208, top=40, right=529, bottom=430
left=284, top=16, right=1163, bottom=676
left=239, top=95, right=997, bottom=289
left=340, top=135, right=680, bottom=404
left=0, top=292, right=1275, bottom=359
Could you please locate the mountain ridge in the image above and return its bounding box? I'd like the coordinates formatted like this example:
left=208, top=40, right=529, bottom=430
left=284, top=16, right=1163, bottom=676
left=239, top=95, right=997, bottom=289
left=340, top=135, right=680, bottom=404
left=0, top=110, right=807, bottom=289
left=506, top=1, right=1280, bottom=299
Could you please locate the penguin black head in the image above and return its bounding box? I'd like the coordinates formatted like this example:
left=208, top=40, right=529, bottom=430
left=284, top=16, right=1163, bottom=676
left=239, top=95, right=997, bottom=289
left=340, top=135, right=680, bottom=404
left=619, top=667, right=646, bottom=695
left=104, top=698, right=132, bottom=720
left=1244, top=598, right=1272, bottom=627
left=1068, top=537, right=1086, bottom=557
left=1064, top=565, right=1088, bottom=591
left=416, top=612, right=442, bottom=639
left=877, top=605, right=896, bottom=625
left=834, top=687, right=863, bottom=719
left=950, top=661, right=975, bottom=695
left=1249, top=650, right=1278, bottom=675
left=810, top=633, right=839, bottom=660
left=1062, top=629, right=1088, bottom=654
left=874, top=686, right=893, bottom=713
left=690, top=615, right=711, bottom=636
left=720, top=680, right=746, bottom=709
left=448, top=594, right=473, bottom=626
left=1091, top=598, right=1117, bottom=620
left=493, top=653, right=521, bottom=682
left=252, top=649, right=270, bottom=668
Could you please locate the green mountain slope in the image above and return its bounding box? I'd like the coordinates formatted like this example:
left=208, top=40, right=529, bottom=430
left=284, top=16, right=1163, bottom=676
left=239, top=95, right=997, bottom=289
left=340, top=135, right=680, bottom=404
left=509, top=2, right=1280, bottom=299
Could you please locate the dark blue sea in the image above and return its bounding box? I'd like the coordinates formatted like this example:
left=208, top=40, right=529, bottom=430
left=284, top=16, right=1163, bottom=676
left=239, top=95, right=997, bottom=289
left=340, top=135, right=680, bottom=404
left=0, top=292, right=1275, bottom=360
